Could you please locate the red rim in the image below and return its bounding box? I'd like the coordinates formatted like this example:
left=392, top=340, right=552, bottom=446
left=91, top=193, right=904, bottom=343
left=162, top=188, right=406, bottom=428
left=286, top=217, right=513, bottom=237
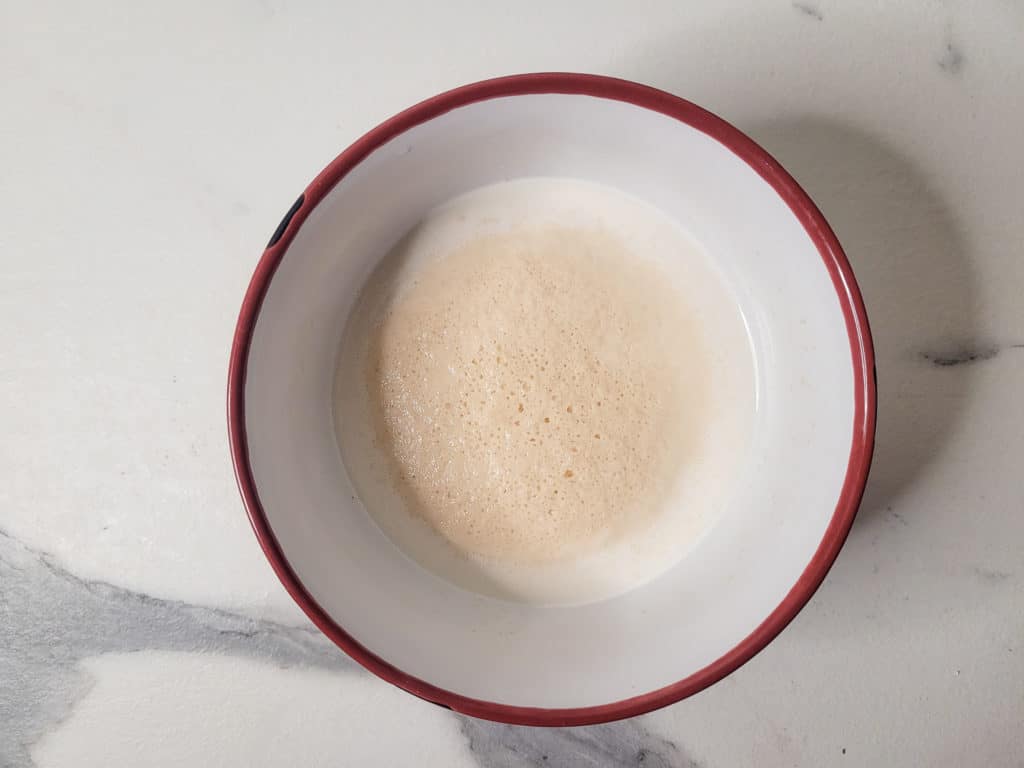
left=227, top=73, right=876, bottom=726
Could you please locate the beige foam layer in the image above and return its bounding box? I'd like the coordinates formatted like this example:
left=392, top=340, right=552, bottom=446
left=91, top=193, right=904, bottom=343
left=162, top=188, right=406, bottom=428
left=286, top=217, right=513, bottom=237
left=364, top=225, right=700, bottom=563
left=334, top=178, right=755, bottom=603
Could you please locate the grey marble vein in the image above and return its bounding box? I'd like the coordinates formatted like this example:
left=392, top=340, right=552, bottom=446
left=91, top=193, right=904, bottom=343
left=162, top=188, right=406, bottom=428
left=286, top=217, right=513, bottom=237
left=791, top=2, right=823, bottom=21
left=938, top=40, right=964, bottom=74
left=918, top=342, right=1023, bottom=367
left=2, top=528, right=697, bottom=768
left=0, top=527, right=352, bottom=767
left=459, top=720, right=699, bottom=768
left=973, top=566, right=1012, bottom=584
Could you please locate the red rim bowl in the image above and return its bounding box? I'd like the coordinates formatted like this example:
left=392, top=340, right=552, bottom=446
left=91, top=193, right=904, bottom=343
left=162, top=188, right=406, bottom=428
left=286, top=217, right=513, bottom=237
left=227, top=72, right=876, bottom=726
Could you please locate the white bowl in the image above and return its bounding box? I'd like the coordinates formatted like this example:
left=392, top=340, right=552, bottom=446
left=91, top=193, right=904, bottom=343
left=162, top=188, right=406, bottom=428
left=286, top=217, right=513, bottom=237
left=228, top=73, right=875, bottom=725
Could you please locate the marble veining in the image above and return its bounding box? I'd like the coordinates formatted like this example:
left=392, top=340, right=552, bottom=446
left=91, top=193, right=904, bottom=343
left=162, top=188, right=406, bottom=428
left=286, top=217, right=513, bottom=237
left=0, top=528, right=684, bottom=768
left=919, top=342, right=1023, bottom=367
left=791, top=2, right=823, bottom=22
left=938, top=40, right=965, bottom=75
left=973, top=566, right=1012, bottom=584
left=0, top=528, right=349, bottom=767
left=459, top=722, right=698, bottom=768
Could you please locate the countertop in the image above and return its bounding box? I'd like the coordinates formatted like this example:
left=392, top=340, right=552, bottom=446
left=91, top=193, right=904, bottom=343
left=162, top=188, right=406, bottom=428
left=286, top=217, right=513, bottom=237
left=3, top=1, right=1022, bottom=765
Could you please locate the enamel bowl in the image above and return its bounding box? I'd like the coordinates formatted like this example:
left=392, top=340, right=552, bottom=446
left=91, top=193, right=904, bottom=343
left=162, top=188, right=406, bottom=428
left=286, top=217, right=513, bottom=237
left=228, top=73, right=875, bottom=725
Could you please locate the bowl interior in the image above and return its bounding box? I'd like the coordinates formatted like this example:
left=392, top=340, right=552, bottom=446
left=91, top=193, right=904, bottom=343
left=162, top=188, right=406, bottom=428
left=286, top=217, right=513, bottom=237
left=240, top=88, right=865, bottom=710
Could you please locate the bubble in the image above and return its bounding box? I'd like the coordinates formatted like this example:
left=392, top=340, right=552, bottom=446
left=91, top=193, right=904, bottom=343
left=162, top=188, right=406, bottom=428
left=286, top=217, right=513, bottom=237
left=346, top=216, right=703, bottom=573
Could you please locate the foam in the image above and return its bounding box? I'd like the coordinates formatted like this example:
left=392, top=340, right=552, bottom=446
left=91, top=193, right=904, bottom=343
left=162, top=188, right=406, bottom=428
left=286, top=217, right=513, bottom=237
left=334, top=178, right=755, bottom=604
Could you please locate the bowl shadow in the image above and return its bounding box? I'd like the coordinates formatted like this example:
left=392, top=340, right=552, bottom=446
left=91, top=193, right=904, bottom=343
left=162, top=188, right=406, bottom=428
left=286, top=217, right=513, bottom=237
left=451, top=119, right=980, bottom=747
left=743, top=117, right=977, bottom=527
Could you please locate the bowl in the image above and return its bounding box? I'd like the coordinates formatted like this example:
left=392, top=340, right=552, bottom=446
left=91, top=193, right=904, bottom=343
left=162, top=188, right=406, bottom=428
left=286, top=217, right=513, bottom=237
left=228, top=73, right=875, bottom=725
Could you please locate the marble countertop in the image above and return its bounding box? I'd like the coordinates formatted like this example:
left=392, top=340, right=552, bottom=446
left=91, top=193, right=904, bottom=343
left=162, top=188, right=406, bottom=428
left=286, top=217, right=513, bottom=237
left=3, top=1, right=1023, bottom=765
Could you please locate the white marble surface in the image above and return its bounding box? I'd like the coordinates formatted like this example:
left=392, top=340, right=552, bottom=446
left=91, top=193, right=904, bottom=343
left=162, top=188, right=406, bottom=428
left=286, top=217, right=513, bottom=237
left=3, top=0, right=1023, bottom=765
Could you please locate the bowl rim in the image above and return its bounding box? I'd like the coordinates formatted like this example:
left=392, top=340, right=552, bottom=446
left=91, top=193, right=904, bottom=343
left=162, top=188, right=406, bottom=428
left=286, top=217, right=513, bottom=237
left=227, top=72, right=876, bottom=726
